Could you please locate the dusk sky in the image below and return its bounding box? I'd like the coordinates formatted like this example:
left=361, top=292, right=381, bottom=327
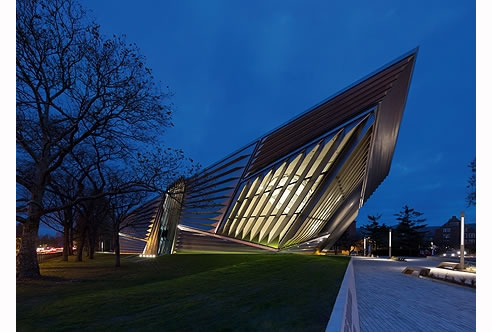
left=40, top=0, right=476, bottom=234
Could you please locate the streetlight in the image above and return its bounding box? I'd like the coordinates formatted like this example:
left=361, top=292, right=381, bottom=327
left=389, top=228, right=392, bottom=258
left=364, top=237, right=367, bottom=257
left=460, top=211, right=465, bottom=270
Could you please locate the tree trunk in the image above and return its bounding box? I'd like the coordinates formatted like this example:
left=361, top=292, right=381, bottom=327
left=65, top=207, right=73, bottom=257
left=89, top=233, right=95, bottom=259
left=91, top=225, right=99, bottom=259
left=16, top=216, right=41, bottom=278
left=63, top=223, right=70, bottom=261
left=77, top=228, right=86, bottom=262
left=69, top=225, right=74, bottom=255
left=86, top=237, right=90, bottom=257
left=114, top=228, right=120, bottom=268
left=16, top=189, right=44, bottom=279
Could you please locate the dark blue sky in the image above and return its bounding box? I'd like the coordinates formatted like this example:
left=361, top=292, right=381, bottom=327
left=40, top=0, right=475, bottom=233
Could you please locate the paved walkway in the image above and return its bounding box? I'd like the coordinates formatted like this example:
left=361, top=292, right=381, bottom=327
left=352, top=257, right=475, bottom=332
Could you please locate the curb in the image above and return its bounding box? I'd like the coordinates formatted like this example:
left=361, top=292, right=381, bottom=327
left=325, top=258, right=361, bottom=332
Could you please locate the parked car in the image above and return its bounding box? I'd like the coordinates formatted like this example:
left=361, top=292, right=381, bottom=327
left=442, top=249, right=467, bottom=257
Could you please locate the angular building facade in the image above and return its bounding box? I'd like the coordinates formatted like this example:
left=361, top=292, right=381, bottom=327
left=119, top=50, right=417, bottom=255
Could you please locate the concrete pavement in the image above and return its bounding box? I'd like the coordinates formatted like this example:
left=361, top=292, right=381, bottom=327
left=352, top=257, right=475, bottom=332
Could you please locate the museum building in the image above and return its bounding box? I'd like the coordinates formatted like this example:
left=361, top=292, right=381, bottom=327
left=118, top=50, right=418, bottom=256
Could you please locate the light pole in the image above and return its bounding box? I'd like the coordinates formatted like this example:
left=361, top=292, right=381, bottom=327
left=460, top=211, right=465, bottom=270
left=364, top=237, right=367, bottom=257
left=389, top=228, right=392, bottom=258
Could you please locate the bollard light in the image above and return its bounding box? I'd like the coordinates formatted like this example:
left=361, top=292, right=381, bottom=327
left=460, top=211, right=465, bottom=270
left=389, top=228, right=392, bottom=258
left=364, top=237, right=367, bottom=257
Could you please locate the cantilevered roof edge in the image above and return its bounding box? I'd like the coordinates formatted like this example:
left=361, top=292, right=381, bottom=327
left=361, top=50, right=419, bottom=203
left=192, top=47, right=419, bottom=174
left=254, top=47, right=419, bottom=143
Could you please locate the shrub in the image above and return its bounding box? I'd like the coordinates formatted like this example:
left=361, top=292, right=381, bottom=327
left=390, top=256, right=406, bottom=261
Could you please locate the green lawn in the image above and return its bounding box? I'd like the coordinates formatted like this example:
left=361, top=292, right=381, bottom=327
left=17, top=253, right=349, bottom=331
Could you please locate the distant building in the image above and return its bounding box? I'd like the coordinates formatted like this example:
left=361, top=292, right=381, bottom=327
left=422, top=226, right=440, bottom=243
left=433, top=216, right=476, bottom=252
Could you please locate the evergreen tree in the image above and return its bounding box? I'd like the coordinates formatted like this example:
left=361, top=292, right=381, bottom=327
left=361, top=214, right=389, bottom=252
left=394, top=206, right=427, bottom=255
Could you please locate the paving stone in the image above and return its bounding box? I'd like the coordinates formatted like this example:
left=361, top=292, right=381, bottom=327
left=352, top=257, right=475, bottom=332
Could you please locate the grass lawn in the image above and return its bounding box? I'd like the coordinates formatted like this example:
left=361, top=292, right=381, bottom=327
left=17, top=253, right=349, bottom=331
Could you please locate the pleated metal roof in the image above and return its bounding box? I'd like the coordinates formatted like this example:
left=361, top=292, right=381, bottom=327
left=123, top=49, right=418, bottom=254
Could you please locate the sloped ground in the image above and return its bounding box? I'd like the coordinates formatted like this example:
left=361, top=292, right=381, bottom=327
left=17, top=253, right=349, bottom=331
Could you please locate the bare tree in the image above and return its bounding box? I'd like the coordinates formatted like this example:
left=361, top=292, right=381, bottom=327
left=74, top=194, right=108, bottom=261
left=106, top=151, right=196, bottom=267
left=109, top=190, right=148, bottom=268
left=41, top=163, right=87, bottom=261
left=16, top=0, right=174, bottom=278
